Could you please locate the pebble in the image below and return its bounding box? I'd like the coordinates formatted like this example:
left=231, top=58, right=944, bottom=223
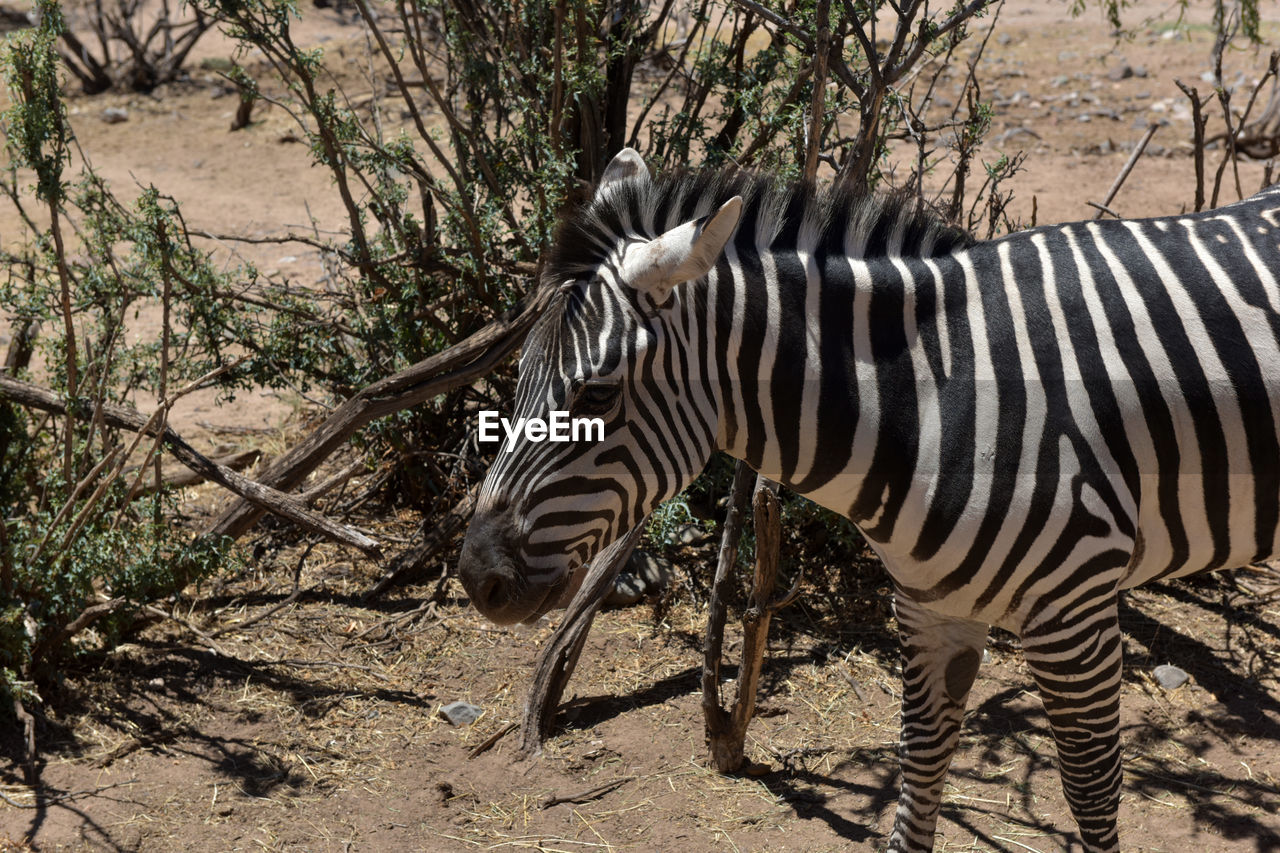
left=101, top=107, right=129, bottom=124
left=439, top=700, right=483, bottom=726
left=1153, top=664, right=1190, bottom=690
left=1108, top=63, right=1135, bottom=82
left=982, top=648, right=993, bottom=665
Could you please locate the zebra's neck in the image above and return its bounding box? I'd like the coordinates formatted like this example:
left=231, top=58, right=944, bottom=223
left=704, top=236, right=965, bottom=535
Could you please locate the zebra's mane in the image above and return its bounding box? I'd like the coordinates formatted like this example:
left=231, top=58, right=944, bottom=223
left=543, top=165, right=974, bottom=287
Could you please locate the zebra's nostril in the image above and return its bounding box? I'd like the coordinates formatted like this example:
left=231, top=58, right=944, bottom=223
left=477, top=572, right=508, bottom=612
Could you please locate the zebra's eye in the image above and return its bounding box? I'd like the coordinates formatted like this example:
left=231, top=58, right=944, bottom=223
left=575, top=381, right=620, bottom=415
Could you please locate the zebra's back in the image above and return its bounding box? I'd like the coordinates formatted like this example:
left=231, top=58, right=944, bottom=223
left=871, top=186, right=1280, bottom=626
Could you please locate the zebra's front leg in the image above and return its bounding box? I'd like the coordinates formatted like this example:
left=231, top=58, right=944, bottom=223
left=887, top=593, right=989, bottom=852
left=1023, top=600, right=1124, bottom=853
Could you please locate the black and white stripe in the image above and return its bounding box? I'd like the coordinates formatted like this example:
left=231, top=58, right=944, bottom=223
left=458, top=148, right=1280, bottom=852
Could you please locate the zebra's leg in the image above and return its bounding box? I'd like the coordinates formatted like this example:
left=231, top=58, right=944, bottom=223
left=887, top=593, right=989, bottom=852
left=1022, top=600, right=1124, bottom=853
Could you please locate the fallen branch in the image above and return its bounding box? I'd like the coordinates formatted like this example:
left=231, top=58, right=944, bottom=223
left=0, top=374, right=381, bottom=558
left=126, top=448, right=262, bottom=498
left=519, top=520, right=647, bottom=757
left=206, top=285, right=552, bottom=544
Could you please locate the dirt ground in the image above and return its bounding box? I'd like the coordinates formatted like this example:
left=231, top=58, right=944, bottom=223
left=3, top=0, right=1280, bottom=850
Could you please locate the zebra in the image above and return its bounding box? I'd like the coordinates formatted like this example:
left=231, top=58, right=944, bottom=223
left=458, top=147, right=1280, bottom=851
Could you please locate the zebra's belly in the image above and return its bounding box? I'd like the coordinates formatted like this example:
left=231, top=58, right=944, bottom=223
left=1120, top=471, right=1280, bottom=589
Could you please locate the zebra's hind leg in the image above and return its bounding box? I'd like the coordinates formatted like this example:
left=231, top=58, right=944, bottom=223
left=1022, top=599, right=1124, bottom=853
left=886, top=593, right=989, bottom=853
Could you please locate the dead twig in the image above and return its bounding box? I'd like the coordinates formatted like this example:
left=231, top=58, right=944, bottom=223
left=126, top=448, right=262, bottom=498
left=206, top=285, right=551, bottom=545
left=467, top=722, right=517, bottom=759
left=1176, top=79, right=1211, bottom=212
left=1091, top=123, right=1159, bottom=220
left=0, top=373, right=382, bottom=558
left=539, top=775, right=636, bottom=808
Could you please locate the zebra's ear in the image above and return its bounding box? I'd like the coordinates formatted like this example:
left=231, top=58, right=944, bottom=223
left=596, top=148, right=649, bottom=199
left=621, top=196, right=743, bottom=304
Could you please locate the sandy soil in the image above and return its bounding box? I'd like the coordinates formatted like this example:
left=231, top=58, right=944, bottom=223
left=2, top=0, right=1280, bottom=851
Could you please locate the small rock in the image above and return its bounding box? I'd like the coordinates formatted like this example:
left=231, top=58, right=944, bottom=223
left=995, top=126, right=1042, bottom=145
left=101, top=107, right=129, bottom=124
left=981, top=648, right=993, bottom=665
left=1132, top=65, right=1148, bottom=78
left=148, top=677, right=164, bottom=688
left=1107, top=63, right=1134, bottom=82
left=1153, top=664, right=1189, bottom=690
left=997, top=32, right=1012, bottom=45
left=439, top=701, right=483, bottom=726
left=1077, top=113, right=1094, bottom=123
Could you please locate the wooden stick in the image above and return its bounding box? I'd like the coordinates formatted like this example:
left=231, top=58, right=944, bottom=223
left=701, top=461, right=757, bottom=762
left=518, top=520, right=646, bottom=757
left=205, top=285, right=552, bottom=545
left=1175, top=79, right=1209, bottom=212
left=539, top=776, right=635, bottom=809
left=704, top=481, right=792, bottom=773
left=0, top=374, right=381, bottom=558
left=125, top=448, right=262, bottom=498
left=1092, top=123, right=1159, bottom=220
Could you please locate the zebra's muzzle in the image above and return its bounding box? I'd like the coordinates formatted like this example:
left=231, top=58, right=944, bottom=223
left=458, top=509, right=565, bottom=625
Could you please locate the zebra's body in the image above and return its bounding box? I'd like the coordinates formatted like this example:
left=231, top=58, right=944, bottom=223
left=458, top=149, right=1280, bottom=851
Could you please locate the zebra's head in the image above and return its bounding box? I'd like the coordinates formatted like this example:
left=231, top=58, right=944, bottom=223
left=458, top=149, right=743, bottom=624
